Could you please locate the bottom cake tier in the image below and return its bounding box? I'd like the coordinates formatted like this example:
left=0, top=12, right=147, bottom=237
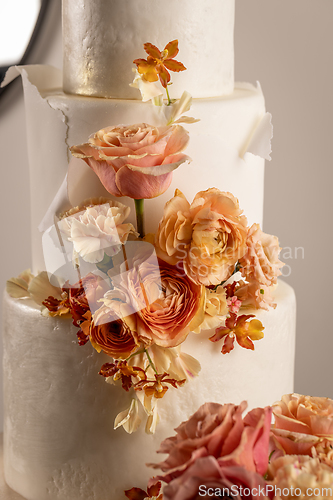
left=2, top=280, right=296, bottom=500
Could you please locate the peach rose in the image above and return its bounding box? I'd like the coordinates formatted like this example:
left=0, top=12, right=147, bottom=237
left=90, top=306, right=138, bottom=359
left=239, top=223, right=283, bottom=287
left=271, top=393, right=333, bottom=456
left=163, top=457, right=272, bottom=500
left=267, top=455, right=333, bottom=499
left=156, top=189, right=248, bottom=286
left=70, top=123, right=190, bottom=199
left=150, top=401, right=272, bottom=482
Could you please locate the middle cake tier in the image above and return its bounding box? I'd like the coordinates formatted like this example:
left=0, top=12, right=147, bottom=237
left=20, top=67, right=269, bottom=273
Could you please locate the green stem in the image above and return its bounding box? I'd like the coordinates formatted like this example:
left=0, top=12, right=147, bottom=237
left=134, top=198, right=145, bottom=238
left=144, top=348, right=158, bottom=375
left=165, top=85, right=172, bottom=105
left=126, top=348, right=145, bottom=362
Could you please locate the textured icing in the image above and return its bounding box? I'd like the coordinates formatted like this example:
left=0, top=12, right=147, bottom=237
left=3, top=281, right=296, bottom=500
left=62, top=0, right=235, bottom=99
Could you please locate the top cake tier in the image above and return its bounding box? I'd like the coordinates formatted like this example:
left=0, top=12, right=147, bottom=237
left=63, top=0, right=235, bottom=99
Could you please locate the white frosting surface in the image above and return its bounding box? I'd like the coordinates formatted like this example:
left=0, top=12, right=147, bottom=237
left=62, top=0, right=235, bottom=99
left=3, top=281, right=296, bottom=500
left=15, top=66, right=267, bottom=273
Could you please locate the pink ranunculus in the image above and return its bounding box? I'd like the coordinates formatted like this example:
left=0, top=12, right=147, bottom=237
left=150, top=401, right=272, bottom=482
left=271, top=393, right=333, bottom=456
left=163, top=456, right=272, bottom=500
left=70, top=123, right=190, bottom=199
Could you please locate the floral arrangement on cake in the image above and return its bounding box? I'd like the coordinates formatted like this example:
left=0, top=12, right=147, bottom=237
left=7, top=41, right=283, bottom=435
left=125, top=393, right=333, bottom=499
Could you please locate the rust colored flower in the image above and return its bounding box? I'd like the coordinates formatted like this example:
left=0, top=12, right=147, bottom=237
left=134, top=40, right=186, bottom=88
left=42, top=292, right=70, bottom=317
left=125, top=480, right=163, bottom=500
left=90, top=307, right=139, bottom=359
left=134, top=372, right=186, bottom=399
left=70, top=123, right=190, bottom=200
left=99, top=360, right=145, bottom=391
left=209, top=312, right=264, bottom=353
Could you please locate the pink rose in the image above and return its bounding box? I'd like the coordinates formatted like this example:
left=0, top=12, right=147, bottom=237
left=150, top=402, right=272, bottom=482
left=271, top=393, right=333, bottom=456
left=70, top=123, right=190, bottom=199
left=239, top=223, right=283, bottom=287
left=163, top=456, right=272, bottom=500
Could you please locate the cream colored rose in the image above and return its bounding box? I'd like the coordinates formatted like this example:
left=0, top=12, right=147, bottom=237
left=239, top=223, right=283, bottom=287
left=192, top=285, right=228, bottom=333
left=268, top=455, right=333, bottom=499
left=59, top=199, right=136, bottom=264
left=156, top=188, right=248, bottom=287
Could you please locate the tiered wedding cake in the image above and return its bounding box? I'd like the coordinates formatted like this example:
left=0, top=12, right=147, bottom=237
left=2, top=1, right=296, bottom=499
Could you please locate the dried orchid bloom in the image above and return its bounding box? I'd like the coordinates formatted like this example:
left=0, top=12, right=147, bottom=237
left=134, top=40, right=186, bottom=89
left=125, top=480, right=163, bottom=500
left=99, top=360, right=145, bottom=392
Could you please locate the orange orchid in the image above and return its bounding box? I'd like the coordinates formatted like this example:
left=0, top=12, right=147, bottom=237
left=133, top=40, right=186, bottom=89
left=42, top=293, right=70, bottom=317
left=209, top=312, right=264, bottom=354
left=134, top=372, right=186, bottom=399
left=99, top=360, right=145, bottom=392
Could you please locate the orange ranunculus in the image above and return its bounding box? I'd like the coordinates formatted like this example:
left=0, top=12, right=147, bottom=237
left=134, top=259, right=204, bottom=347
left=70, top=123, right=190, bottom=200
left=90, top=307, right=138, bottom=360
left=156, top=188, right=248, bottom=286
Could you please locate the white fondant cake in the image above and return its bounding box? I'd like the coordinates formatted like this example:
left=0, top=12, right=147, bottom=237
left=16, top=65, right=267, bottom=273
left=2, top=1, right=296, bottom=499
left=3, top=281, right=295, bottom=500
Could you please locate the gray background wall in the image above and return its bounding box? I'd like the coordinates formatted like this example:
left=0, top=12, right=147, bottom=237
left=0, top=0, right=332, bottom=431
